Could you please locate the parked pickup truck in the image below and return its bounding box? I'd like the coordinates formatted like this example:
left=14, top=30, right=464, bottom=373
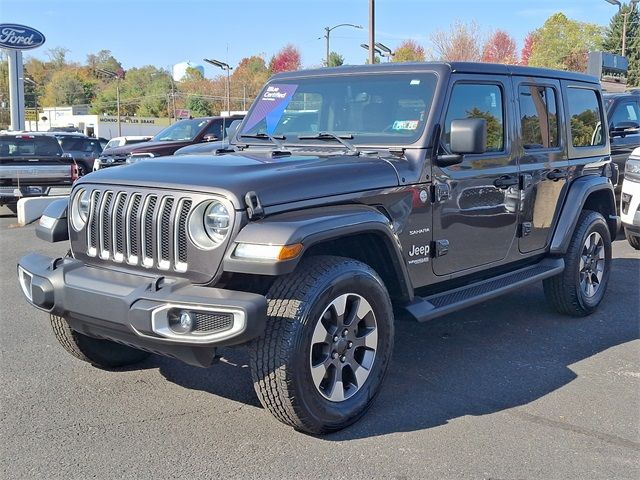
left=0, top=134, right=78, bottom=208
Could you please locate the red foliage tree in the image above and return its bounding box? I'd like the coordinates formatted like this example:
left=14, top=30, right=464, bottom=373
left=521, top=32, right=536, bottom=66
left=482, top=30, right=518, bottom=64
left=268, top=44, right=302, bottom=74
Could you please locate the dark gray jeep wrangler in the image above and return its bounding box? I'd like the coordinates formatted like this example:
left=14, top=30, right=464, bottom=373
left=18, top=63, right=619, bottom=434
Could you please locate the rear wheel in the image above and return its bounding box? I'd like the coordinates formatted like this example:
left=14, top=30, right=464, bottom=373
left=249, top=256, right=394, bottom=434
left=544, top=210, right=612, bottom=316
left=50, top=315, right=151, bottom=368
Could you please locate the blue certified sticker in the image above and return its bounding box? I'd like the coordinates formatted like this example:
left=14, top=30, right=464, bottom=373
left=0, top=24, right=46, bottom=50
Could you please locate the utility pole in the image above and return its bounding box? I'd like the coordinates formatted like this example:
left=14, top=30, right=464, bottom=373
left=203, top=58, right=233, bottom=115
left=323, top=23, right=363, bottom=66
left=369, top=0, right=376, bottom=65
left=96, top=68, right=124, bottom=136
left=605, top=0, right=639, bottom=57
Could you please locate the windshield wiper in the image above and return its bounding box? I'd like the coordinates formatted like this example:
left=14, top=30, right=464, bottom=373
left=238, top=132, right=287, bottom=150
left=298, top=132, right=359, bottom=155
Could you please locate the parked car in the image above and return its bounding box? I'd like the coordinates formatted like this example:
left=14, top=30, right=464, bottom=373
left=0, top=133, right=77, bottom=209
left=173, top=119, right=242, bottom=155
left=44, top=132, right=103, bottom=177
left=604, top=90, right=640, bottom=190
left=620, top=147, right=640, bottom=249
left=19, top=63, right=619, bottom=434
left=93, top=115, right=244, bottom=170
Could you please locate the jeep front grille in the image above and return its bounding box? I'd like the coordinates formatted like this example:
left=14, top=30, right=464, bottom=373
left=86, top=189, right=193, bottom=272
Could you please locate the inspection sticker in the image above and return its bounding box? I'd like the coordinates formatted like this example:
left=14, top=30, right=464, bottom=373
left=392, top=120, right=419, bottom=131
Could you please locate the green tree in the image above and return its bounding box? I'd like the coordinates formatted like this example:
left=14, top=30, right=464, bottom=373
left=602, top=3, right=639, bottom=86
left=41, top=68, right=95, bottom=106
left=86, top=50, right=122, bottom=76
left=327, top=51, right=344, bottom=67
left=186, top=95, right=212, bottom=117
left=529, top=13, right=603, bottom=72
left=392, top=40, right=426, bottom=62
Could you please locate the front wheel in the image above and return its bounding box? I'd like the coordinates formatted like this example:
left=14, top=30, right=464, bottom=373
left=544, top=210, right=612, bottom=316
left=625, top=228, right=640, bottom=250
left=249, top=256, right=394, bottom=434
left=50, top=315, right=151, bottom=368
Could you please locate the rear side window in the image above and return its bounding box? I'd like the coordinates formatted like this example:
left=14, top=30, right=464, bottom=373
left=444, top=83, right=504, bottom=153
left=519, top=85, right=559, bottom=150
left=567, top=88, right=604, bottom=147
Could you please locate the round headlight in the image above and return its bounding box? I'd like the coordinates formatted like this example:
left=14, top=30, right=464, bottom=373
left=188, top=200, right=231, bottom=249
left=204, top=201, right=230, bottom=243
left=70, top=189, right=90, bottom=231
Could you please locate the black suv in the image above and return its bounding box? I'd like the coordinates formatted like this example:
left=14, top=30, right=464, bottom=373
left=604, top=90, right=640, bottom=189
left=18, top=63, right=619, bottom=434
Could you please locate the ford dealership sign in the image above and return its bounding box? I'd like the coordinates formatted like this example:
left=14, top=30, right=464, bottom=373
left=0, top=24, right=45, bottom=50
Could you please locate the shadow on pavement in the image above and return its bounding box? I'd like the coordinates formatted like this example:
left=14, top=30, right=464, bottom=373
left=153, top=257, right=639, bottom=439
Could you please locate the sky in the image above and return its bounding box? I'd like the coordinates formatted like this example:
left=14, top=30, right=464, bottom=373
left=1, top=0, right=620, bottom=76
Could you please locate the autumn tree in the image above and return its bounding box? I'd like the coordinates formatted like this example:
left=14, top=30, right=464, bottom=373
left=86, top=50, right=122, bottom=76
left=602, top=2, right=639, bottom=86
left=232, top=55, right=270, bottom=108
left=41, top=68, right=96, bottom=107
left=528, top=13, right=603, bottom=72
left=431, top=21, right=483, bottom=62
left=269, top=44, right=302, bottom=73
left=392, top=40, right=426, bottom=63
left=521, top=32, right=536, bottom=66
left=482, top=30, right=518, bottom=64
left=45, top=47, right=70, bottom=69
left=327, top=51, right=344, bottom=67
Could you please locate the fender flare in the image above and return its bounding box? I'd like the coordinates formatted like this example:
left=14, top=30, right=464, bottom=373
left=223, top=204, right=413, bottom=299
left=550, top=176, right=618, bottom=255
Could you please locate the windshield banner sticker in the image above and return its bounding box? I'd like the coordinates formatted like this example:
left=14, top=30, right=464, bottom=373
left=243, top=84, right=298, bottom=134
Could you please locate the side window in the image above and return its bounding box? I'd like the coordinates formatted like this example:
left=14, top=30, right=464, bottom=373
left=519, top=85, right=559, bottom=150
left=609, top=100, right=640, bottom=128
left=203, top=121, right=224, bottom=139
left=444, top=83, right=504, bottom=153
left=567, top=87, right=604, bottom=147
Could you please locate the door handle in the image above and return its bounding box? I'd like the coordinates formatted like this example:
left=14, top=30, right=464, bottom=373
left=494, top=175, right=519, bottom=189
left=547, top=169, right=568, bottom=181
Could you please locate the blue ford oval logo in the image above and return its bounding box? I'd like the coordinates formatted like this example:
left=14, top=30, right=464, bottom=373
left=0, top=24, right=46, bottom=50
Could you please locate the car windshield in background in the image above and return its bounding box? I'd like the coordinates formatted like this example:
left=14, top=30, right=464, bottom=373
left=0, top=136, right=62, bottom=157
left=59, top=137, right=102, bottom=153
left=240, top=73, right=438, bottom=146
left=153, top=119, right=210, bottom=142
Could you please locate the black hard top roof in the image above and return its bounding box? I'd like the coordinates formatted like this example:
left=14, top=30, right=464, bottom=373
left=272, top=61, right=600, bottom=84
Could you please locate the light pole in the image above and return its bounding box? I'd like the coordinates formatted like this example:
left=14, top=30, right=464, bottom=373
left=605, top=0, right=639, bottom=57
left=24, top=77, right=39, bottom=131
left=369, top=0, right=376, bottom=65
left=204, top=58, right=233, bottom=115
left=96, top=67, right=124, bottom=136
left=323, top=23, right=363, bottom=66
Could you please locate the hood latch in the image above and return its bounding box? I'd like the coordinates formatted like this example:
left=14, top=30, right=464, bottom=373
left=245, top=191, right=265, bottom=221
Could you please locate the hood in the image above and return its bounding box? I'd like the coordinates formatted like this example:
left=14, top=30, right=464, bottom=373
left=101, top=139, right=189, bottom=156
left=174, top=140, right=229, bottom=155
left=80, top=150, right=400, bottom=209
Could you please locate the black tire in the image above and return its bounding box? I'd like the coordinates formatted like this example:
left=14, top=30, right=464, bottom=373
left=50, top=314, right=151, bottom=368
left=544, top=210, right=612, bottom=316
left=624, top=228, right=640, bottom=250
left=249, top=256, right=394, bottom=434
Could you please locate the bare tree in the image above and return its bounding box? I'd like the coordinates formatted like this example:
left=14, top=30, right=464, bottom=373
left=430, top=21, right=483, bottom=62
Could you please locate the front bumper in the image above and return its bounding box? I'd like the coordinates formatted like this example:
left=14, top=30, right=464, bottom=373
left=17, top=253, right=267, bottom=367
left=621, top=177, right=640, bottom=227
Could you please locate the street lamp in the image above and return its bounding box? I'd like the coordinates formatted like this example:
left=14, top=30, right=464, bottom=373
left=24, top=77, right=39, bottom=131
left=323, top=23, right=363, bottom=66
left=360, top=43, right=394, bottom=62
left=96, top=67, right=124, bottom=136
left=605, top=0, right=639, bottom=57
left=204, top=58, right=233, bottom=115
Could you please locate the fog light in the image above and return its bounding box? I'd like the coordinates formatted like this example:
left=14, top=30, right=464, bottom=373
left=169, top=310, right=194, bottom=334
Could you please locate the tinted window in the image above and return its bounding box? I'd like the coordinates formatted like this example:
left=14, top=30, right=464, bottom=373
left=609, top=100, right=640, bottom=127
left=0, top=136, right=62, bottom=156
left=567, top=88, right=604, bottom=147
left=59, top=137, right=102, bottom=153
left=444, top=83, right=504, bottom=152
left=203, top=119, right=235, bottom=140
left=241, top=73, right=438, bottom=146
left=519, top=85, right=559, bottom=149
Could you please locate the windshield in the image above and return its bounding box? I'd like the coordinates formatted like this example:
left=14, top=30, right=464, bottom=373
left=152, top=118, right=210, bottom=142
left=240, top=72, right=438, bottom=146
left=0, top=136, right=62, bottom=157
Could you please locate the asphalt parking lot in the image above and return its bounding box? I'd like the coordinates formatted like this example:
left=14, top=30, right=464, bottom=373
left=0, top=213, right=638, bottom=480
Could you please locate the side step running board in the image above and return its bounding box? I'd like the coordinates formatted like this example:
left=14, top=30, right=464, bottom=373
left=403, top=258, right=564, bottom=322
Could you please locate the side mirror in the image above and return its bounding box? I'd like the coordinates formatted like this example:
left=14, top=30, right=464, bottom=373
left=610, top=121, right=640, bottom=137
left=437, top=118, right=487, bottom=167
left=203, top=134, right=219, bottom=142
left=225, top=120, right=241, bottom=140
left=450, top=118, right=487, bottom=154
